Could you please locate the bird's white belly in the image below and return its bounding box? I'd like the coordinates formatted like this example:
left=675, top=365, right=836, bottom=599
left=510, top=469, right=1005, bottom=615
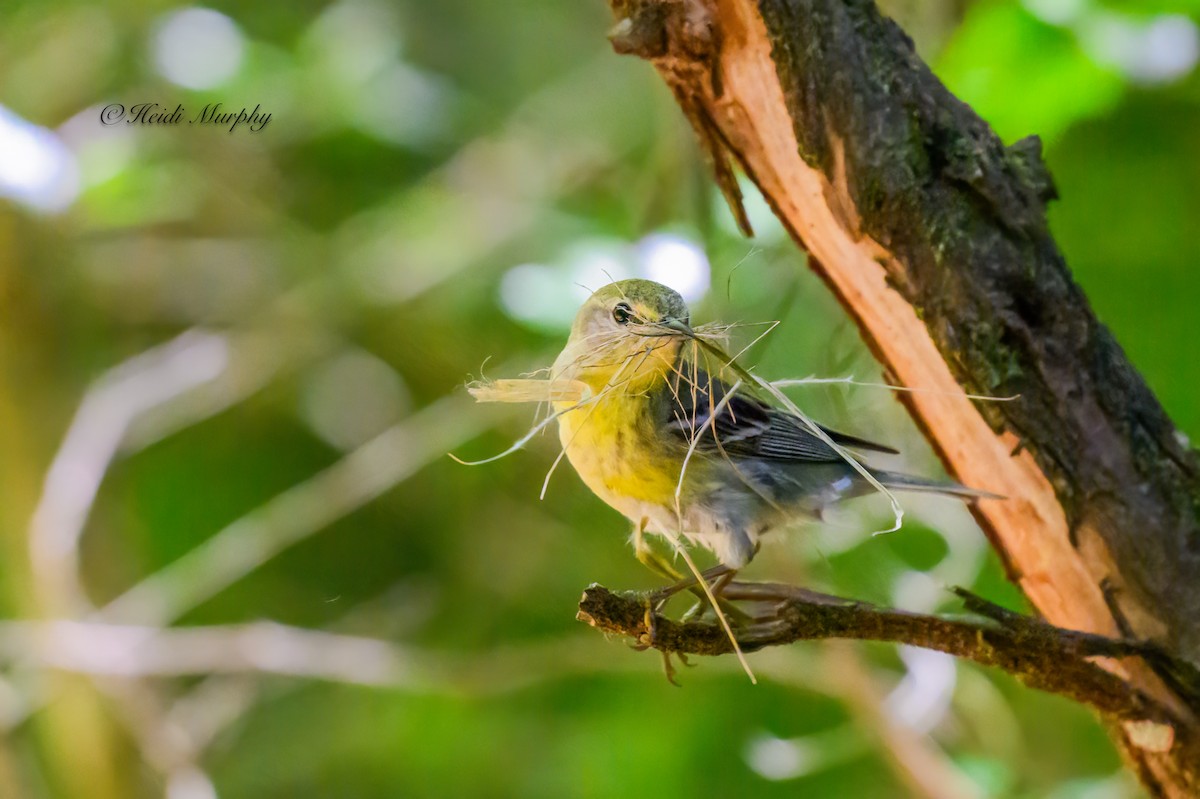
left=623, top=500, right=764, bottom=570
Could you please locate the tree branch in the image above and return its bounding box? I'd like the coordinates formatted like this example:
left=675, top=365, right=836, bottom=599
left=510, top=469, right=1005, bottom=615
left=603, top=0, right=1200, bottom=792
left=579, top=583, right=1191, bottom=727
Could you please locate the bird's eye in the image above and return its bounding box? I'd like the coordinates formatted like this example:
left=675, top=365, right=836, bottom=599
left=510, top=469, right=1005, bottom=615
left=612, top=302, right=633, bottom=325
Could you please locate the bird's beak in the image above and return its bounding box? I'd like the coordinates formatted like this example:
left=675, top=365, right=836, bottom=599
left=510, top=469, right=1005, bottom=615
left=660, top=317, right=696, bottom=339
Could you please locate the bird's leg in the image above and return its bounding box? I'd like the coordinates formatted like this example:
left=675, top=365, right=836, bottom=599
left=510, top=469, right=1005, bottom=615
left=677, top=543, right=763, bottom=620
left=650, top=563, right=752, bottom=624
left=631, top=519, right=676, bottom=648
left=678, top=570, right=742, bottom=622
left=657, top=563, right=735, bottom=599
left=683, top=570, right=755, bottom=622
left=632, top=520, right=717, bottom=609
left=628, top=523, right=697, bottom=682
left=633, top=522, right=752, bottom=635
left=632, top=519, right=684, bottom=582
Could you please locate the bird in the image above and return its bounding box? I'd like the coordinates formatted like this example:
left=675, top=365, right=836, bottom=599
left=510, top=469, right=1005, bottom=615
left=550, top=278, right=996, bottom=589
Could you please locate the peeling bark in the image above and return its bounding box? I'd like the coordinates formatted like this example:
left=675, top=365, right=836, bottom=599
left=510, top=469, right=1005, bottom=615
left=601, top=0, right=1200, bottom=793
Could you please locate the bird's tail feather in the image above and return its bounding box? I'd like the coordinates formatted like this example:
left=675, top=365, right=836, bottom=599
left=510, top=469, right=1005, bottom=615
left=872, top=470, right=1005, bottom=501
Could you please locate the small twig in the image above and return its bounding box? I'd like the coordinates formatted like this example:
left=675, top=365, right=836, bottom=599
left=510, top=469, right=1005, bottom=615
left=577, top=582, right=1189, bottom=730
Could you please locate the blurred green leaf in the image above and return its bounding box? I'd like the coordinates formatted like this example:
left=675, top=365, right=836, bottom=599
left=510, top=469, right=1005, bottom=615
left=937, top=1, right=1125, bottom=143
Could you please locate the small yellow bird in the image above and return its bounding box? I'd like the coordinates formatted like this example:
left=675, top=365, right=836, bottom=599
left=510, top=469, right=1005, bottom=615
left=551, top=279, right=993, bottom=586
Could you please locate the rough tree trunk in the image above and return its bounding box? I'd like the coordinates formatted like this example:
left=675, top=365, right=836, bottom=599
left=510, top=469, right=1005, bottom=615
left=604, top=0, right=1200, bottom=794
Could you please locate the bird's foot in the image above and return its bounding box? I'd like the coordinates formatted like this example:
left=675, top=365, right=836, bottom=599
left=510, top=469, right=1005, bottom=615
left=628, top=595, right=659, bottom=652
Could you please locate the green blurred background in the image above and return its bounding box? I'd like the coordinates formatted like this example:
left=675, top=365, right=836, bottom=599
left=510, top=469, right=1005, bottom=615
left=1, top=0, right=1197, bottom=797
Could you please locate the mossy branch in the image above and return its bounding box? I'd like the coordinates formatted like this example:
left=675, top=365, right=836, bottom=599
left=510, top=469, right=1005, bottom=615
left=577, top=581, right=1194, bottom=730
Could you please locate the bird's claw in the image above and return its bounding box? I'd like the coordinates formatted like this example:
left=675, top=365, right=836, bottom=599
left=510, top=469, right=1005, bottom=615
left=626, top=595, right=658, bottom=652
left=661, top=651, right=681, bottom=686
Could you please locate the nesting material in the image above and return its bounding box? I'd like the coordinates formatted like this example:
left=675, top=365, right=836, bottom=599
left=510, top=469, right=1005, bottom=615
left=467, top=378, right=592, bottom=404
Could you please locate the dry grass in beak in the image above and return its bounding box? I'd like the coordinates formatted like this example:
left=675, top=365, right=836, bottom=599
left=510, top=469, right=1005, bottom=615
left=468, top=378, right=592, bottom=404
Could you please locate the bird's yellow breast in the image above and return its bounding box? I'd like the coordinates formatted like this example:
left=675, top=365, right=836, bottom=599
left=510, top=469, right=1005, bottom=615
left=555, top=389, right=680, bottom=511
left=551, top=337, right=691, bottom=515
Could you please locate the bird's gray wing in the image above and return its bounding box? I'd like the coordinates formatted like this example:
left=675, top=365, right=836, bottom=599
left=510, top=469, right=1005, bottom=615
left=660, top=366, right=898, bottom=462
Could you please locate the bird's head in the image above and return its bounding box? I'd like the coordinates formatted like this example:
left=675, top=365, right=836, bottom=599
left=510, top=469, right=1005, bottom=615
left=552, top=279, right=695, bottom=395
